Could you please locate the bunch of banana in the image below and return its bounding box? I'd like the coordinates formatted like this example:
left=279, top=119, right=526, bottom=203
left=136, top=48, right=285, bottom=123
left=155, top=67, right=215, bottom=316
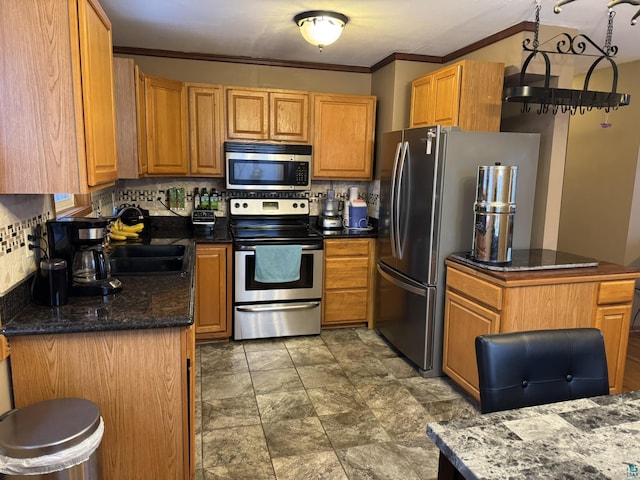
left=109, top=219, right=144, bottom=241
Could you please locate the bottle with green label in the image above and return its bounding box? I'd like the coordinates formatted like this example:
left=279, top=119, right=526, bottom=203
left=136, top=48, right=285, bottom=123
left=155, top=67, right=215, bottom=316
left=210, top=189, right=218, bottom=210
left=200, top=188, right=209, bottom=209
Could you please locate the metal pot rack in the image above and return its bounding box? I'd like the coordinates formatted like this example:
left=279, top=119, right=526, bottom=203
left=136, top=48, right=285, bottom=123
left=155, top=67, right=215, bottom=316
left=503, top=2, right=632, bottom=114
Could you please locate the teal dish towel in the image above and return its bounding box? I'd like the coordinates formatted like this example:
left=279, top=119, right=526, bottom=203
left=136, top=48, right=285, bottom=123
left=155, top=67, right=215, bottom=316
left=254, top=245, right=302, bottom=283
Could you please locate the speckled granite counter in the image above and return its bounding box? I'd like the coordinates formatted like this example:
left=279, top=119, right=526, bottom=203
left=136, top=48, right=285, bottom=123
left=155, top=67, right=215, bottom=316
left=310, top=217, right=378, bottom=239
left=2, top=237, right=195, bottom=336
left=427, top=390, right=640, bottom=479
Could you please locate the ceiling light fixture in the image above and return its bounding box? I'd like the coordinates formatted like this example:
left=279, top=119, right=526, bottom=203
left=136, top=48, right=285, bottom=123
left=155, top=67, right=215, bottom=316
left=293, top=10, right=349, bottom=52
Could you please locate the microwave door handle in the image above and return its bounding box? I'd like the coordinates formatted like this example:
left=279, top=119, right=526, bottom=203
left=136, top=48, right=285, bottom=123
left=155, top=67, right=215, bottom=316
left=395, top=141, right=409, bottom=259
left=390, top=142, right=403, bottom=258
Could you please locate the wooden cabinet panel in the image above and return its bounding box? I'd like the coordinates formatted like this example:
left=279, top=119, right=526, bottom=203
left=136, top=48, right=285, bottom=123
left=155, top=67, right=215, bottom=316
left=410, top=60, right=504, bottom=132
left=322, top=238, right=374, bottom=327
left=79, top=0, right=119, bottom=186
left=594, top=304, right=633, bottom=392
left=446, top=268, right=503, bottom=310
left=0, top=0, right=118, bottom=193
left=136, top=66, right=148, bottom=175
left=10, top=329, right=188, bottom=480
left=195, top=244, right=232, bottom=339
left=188, top=84, right=224, bottom=176
left=145, top=74, right=188, bottom=175
left=500, top=283, right=596, bottom=332
left=325, top=257, right=369, bottom=289
left=324, top=290, right=369, bottom=324
left=269, top=92, right=310, bottom=142
left=443, top=259, right=640, bottom=398
left=113, top=57, right=144, bottom=179
left=431, top=64, right=462, bottom=127
left=443, top=290, right=501, bottom=401
left=312, top=94, right=376, bottom=180
left=226, top=89, right=269, bottom=140
left=409, top=74, right=434, bottom=127
left=598, top=280, right=635, bottom=304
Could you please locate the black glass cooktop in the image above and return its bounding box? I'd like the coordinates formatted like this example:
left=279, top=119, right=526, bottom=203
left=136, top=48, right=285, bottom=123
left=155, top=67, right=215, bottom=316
left=451, top=249, right=599, bottom=272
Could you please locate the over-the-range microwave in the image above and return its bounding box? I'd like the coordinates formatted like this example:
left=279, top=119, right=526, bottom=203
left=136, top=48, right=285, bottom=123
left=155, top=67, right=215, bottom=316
left=224, top=142, right=312, bottom=191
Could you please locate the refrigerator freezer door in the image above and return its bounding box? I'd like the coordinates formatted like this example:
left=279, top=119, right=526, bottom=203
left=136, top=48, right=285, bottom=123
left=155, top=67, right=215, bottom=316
left=376, top=262, right=436, bottom=373
left=377, top=127, right=440, bottom=285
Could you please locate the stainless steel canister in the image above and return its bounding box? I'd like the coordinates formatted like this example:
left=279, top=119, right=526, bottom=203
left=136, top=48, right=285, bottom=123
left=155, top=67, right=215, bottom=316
left=471, top=163, right=518, bottom=264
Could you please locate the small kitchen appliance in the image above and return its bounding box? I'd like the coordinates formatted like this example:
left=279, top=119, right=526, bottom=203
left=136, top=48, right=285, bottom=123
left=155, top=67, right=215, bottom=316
left=225, top=142, right=312, bottom=191
left=471, top=163, right=518, bottom=265
left=191, top=209, right=217, bottom=235
left=348, top=199, right=368, bottom=229
left=47, top=218, right=122, bottom=296
left=31, top=258, right=68, bottom=306
left=319, top=189, right=344, bottom=230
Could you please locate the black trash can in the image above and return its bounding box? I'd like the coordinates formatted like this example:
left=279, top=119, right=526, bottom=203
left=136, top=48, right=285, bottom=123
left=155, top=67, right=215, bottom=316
left=0, top=398, right=103, bottom=479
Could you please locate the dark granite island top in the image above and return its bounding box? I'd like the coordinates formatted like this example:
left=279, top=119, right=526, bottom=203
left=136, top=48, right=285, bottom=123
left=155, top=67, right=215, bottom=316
left=1, top=238, right=195, bottom=337
left=427, top=390, right=640, bottom=479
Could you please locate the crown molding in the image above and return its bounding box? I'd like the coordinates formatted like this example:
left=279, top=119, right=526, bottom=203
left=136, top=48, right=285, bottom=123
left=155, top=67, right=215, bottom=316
left=113, top=21, right=537, bottom=74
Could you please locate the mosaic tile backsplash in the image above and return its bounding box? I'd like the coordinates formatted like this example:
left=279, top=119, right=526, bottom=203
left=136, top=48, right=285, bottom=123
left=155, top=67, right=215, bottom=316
left=0, top=178, right=381, bottom=295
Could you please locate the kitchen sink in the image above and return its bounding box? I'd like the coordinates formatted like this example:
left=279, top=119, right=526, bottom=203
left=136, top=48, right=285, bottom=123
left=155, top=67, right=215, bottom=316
left=109, top=244, right=188, bottom=275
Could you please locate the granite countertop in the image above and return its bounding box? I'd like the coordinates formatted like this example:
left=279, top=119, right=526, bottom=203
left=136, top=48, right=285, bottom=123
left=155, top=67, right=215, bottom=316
left=427, top=390, right=640, bottom=479
left=2, top=237, right=196, bottom=337
left=310, top=217, right=378, bottom=239
left=449, top=249, right=600, bottom=272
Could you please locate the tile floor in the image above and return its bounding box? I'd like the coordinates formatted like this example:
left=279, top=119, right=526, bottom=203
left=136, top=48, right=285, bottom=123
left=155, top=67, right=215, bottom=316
left=195, top=327, right=480, bottom=480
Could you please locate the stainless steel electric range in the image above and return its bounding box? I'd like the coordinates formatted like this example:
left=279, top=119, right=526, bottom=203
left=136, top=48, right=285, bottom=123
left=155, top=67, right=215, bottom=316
left=229, top=197, right=323, bottom=340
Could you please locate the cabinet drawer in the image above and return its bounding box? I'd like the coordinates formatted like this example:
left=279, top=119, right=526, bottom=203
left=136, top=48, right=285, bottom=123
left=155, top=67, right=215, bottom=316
left=597, top=280, right=635, bottom=305
left=325, top=239, right=370, bottom=257
left=324, top=290, right=368, bottom=323
left=325, top=257, right=369, bottom=289
left=446, top=267, right=503, bottom=310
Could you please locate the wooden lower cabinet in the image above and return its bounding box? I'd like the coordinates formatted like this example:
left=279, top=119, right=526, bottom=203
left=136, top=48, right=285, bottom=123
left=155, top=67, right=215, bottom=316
left=443, top=259, right=640, bottom=400
left=195, top=244, right=232, bottom=340
left=9, top=326, right=195, bottom=480
left=322, top=238, right=376, bottom=328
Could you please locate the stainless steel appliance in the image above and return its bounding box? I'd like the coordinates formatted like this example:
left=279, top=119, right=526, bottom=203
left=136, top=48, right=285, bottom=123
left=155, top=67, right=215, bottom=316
left=230, top=197, right=323, bottom=340
left=471, top=163, right=518, bottom=264
left=225, top=142, right=312, bottom=191
left=319, top=188, right=344, bottom=229
left=47, top=218, right=123, bottom=296
left=31, top=258, right=68, bottom=306
left=376, top=126, right=540, bottom=377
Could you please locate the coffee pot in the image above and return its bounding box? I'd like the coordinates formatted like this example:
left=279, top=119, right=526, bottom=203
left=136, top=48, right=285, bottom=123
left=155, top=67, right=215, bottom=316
left=72, top=246, right=110, bottom=284
left=47, top=218, right=122, bottom=296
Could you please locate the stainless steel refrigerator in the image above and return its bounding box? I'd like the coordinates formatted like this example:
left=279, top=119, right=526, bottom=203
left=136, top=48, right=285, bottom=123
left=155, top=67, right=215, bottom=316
left=375, top=125, right=540, bottom=377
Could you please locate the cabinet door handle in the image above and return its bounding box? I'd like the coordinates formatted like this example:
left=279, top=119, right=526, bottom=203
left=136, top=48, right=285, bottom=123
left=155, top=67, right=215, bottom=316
left=236, top=302, right=321, bottom=313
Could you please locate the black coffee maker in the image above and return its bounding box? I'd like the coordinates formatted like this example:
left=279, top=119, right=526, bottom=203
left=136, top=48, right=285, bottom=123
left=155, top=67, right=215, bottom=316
left=47, top=218, right=123, bottom=296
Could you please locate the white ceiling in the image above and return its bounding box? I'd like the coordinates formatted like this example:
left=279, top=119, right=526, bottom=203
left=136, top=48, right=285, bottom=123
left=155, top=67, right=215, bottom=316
left=99, top=0, right=640, bottom=70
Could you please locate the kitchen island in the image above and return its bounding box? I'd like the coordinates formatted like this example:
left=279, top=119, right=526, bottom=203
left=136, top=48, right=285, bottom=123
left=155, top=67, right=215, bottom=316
left=427, top=390, right=640, bottom=479
left=2, top=237, right=197, bottom=480
left=443, top=251, right=640, bottom=399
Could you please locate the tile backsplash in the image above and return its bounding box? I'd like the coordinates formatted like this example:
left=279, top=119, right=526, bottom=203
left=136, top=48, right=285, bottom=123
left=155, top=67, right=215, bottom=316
left=0, top=195, right=54, bottom=295
left=0, top=178, right=381, bottom=296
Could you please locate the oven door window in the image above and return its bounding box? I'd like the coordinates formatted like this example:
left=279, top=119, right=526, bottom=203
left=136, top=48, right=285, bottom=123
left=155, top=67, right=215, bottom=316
left=245, top=252, right=314, bottom=290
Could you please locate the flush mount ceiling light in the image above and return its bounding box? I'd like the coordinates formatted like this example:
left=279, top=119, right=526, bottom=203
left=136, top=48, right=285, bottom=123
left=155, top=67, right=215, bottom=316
left=293, top=10, right=349, bottom=51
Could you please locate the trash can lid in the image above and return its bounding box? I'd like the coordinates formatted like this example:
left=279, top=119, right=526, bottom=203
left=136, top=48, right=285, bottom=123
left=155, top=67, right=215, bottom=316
left=0, top=398, right=100, bottom=458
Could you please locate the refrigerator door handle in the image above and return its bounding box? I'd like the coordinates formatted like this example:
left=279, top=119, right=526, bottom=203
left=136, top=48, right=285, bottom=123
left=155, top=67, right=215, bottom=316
left=389, top=141, right=403, bottom=258
left=377, top=263, right=426, bottom=297
left=395, top=141, right=409, bottom=258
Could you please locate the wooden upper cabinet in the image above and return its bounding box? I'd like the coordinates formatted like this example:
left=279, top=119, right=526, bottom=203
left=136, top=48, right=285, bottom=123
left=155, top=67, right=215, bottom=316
left=226, top=89, right=270, bottom=140
left=188, top=84, right=224, bottom=177
left=0, top=0, right=118, bottom=193
left=113, top=57, right=146, bottom=179
left=145, top=74, right=188, bottom=175
left=226, top=88, right=310, bottom=143
left=312, top=94, right=376, bottom=180
left=410, top=60, right=504, bottom=132
left=269, top=92, right=310, bottom=142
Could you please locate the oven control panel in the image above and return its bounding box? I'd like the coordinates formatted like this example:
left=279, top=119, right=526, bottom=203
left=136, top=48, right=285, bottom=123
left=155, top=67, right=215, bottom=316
left=230, top=198, right=309, bottom=216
